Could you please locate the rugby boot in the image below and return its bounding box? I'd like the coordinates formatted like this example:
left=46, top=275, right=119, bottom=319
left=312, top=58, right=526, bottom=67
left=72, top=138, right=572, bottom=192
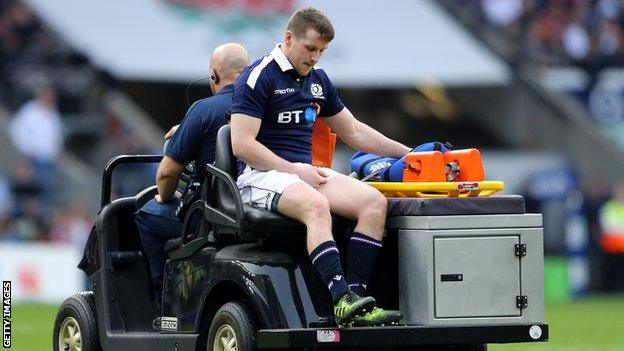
left=333, top=292, right=376, bottom=325
left=352, top=307, right=403, bottom=326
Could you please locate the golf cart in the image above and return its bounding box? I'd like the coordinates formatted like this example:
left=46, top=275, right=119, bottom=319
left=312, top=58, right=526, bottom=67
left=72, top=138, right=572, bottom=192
left=53, top=125, right=548, bottom=350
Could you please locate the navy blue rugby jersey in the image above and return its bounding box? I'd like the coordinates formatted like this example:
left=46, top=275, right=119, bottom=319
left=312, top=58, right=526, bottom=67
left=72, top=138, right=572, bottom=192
left=231, top=44, right=345, bottom=164
left=166, top=84, right=233, bottom=180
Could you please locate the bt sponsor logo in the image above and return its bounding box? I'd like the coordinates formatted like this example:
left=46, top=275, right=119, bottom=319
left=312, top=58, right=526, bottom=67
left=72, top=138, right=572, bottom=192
left=277, top=103, right=320, bottom=126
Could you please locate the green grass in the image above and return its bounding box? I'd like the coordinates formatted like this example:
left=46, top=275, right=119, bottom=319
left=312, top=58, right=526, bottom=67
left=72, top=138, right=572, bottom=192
left=491, top=295, right=624, bottom=351
left=7, top=295, right=624, bottom=350
left=10, top=302, right=59, bottom=351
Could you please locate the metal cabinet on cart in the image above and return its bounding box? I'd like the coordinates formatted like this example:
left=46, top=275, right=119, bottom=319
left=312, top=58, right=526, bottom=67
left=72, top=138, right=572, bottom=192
left=387, top=195, right=546, bottom=331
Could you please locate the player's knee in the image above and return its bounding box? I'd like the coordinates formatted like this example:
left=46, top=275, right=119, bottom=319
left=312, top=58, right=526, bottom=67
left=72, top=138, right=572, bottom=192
left=303, top=193, right=330, bottom=221
left=363, top=190, right=387, bottom=218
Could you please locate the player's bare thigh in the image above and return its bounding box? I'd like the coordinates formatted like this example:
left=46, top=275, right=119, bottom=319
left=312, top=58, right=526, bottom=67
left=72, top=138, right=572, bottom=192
left=317, top=172, right=386, bottom=221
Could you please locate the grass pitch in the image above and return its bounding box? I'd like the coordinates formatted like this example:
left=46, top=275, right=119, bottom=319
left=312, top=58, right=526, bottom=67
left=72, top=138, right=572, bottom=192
left=491, top=295, right=624, bottom=351
left=8, top=295, right=624, bottom=350
left=10, top=302, right=58, bottom=351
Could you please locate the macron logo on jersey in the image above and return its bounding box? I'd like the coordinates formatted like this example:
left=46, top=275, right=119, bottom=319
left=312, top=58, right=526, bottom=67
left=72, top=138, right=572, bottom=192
left=274, top=87, right=295, bottom=95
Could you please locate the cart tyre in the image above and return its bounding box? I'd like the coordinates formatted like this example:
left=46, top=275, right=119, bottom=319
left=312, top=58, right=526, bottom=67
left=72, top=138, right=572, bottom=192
left=53, top=291, right=101, bottom=351
left=207, top=300, right=256, bottom=351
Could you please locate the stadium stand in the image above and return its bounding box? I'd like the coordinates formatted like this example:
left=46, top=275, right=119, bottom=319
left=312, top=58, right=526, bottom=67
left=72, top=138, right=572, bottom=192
left=439, top=0, right=624, bottom=182
left=0, top=0, right=162, bottom=244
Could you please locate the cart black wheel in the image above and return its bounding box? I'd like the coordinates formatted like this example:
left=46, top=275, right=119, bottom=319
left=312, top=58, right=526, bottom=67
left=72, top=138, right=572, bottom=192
left=53, top=291, right=101, bottom=351
left=207, top=301, right=256, bottom=351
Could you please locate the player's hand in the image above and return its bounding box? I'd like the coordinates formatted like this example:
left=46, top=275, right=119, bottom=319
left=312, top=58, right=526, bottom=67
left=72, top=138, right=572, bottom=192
left=164, top=124, right=180, bottom=140
left=293, top=164, right=328, bottom=189
left=154, top=194, right=164, bottom=203
left=154, top=191, right=182, bottom=203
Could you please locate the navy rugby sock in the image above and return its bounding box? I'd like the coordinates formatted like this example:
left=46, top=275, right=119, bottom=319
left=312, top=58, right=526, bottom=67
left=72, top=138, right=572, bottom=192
left=310, top=241, right=350, bottom=302
left=346, top=232, right=383, bottom=296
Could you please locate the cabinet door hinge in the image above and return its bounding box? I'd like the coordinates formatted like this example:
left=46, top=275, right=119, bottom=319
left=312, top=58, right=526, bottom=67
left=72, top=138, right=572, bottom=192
left=516, top=295, right=528, bottom=309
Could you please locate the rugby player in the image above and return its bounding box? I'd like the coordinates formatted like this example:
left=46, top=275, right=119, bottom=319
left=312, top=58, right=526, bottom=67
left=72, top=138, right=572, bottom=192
left=230, top=7, right=409, bottom=325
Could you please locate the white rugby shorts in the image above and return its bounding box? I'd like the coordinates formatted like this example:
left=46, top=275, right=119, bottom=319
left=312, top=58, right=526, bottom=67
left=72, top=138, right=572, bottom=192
left=236, top=163, right=339, bottom=211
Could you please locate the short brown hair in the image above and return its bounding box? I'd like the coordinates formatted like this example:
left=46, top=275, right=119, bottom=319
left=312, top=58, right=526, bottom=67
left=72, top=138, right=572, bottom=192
left=286, top=7, right=335, bottom=42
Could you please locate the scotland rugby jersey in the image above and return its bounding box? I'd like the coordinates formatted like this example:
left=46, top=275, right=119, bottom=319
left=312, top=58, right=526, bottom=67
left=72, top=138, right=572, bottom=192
left=231, top=44, right=345, bottom=164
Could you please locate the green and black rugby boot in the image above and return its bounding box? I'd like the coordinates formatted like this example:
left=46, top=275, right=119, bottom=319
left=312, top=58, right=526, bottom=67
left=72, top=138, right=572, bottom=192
left=352, top=307, right=403, bottom=326
left=333, top=292, right=376, bottom=325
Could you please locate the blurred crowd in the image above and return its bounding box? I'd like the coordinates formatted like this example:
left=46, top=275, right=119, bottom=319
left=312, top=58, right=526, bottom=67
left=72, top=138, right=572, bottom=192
left=0, top=88, right=91, bottom=248
left=0, top=0, right=154, bottom=248
left=449, top=0, right=624, bottom=73
left=0, top=168, right=92, bottom=246
left=0, top=0, right=99, bottom=111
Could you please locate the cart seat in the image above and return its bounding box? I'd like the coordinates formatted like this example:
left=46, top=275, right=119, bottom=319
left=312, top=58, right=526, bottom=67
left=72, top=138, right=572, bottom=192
left=135, top=185, right=158, bottom=208
left=211, top=125, right=306, bottom=239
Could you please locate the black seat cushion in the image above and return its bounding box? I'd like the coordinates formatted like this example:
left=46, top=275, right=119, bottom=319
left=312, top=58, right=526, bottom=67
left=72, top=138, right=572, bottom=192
left=243, top=205, right=306, bottom=235
left=387, top=195, right=525, bottom=217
